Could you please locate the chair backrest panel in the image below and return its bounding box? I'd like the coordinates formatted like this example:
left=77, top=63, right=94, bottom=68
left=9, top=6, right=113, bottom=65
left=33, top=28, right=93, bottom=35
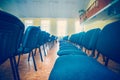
left=22, top=26, right=40, bottom=50
left=0, top=11, right=24, bottom=64
left=78, top=32, right=85, bottom=46
left=96, top=20, right=120, bottom=63
left=82, top=28, right=100, bottom=50
left=88, top=28, right=101, bottom=50
left=0, top=10, right=24, bottom=29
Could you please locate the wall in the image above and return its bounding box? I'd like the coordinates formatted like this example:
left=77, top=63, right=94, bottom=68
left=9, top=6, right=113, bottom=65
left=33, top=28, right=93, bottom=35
left=67, top=19, right=75, bottom=35
left=21, top=18, right=117, bottom=35
left=20, top=18, right=79, bottom=36
left=83, top=19, right=117, bottom=31
left=87, top=0, right=96, bottom=9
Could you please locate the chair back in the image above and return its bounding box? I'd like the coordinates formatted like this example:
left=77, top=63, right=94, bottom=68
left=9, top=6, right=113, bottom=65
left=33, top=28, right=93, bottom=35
left=87, top=28, right=101, bottom=50
left=77, top=32, right=85, bottom=46
left=0, top=10, right=24, bottom=64
left=82, top=28, right=100, bottom=50
left=96, top=20, right=120, bottom=63
left=22, top=26, right=40, bottom=51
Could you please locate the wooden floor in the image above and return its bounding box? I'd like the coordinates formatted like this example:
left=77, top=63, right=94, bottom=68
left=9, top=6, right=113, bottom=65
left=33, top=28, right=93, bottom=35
left=0, top=42, right=120, bottom=80
left=0, top=42, right=59, bottom=80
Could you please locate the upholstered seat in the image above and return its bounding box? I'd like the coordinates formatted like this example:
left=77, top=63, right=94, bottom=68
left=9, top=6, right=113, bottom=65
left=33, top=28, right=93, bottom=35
left=49, top=55, right=120, bottom=80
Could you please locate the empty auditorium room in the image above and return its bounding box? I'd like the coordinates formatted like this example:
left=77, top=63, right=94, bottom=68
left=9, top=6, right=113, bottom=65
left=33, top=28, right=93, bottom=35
left=0, top=0, right=120, bottom=80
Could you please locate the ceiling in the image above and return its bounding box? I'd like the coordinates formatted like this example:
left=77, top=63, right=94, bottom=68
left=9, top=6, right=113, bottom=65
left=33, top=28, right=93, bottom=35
left=0, top=0, right=90, bottom=18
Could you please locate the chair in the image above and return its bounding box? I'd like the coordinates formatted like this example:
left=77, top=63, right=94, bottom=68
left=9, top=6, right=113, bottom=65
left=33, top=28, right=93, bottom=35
left=77, top=32, right=85, bottom=48
left=48, top=35, right=58, bottom=49
left=69, top=33, right=80, bottom=44
left=33, top=29, right=43, bottom=62
left=62, top=35, right=69, bottom=41
left=33, top=31, right=49, bottom=57
left=0, top=10, right=24, bottom=80
left=81, top=28, right=101, bottom=53
left=43, top=32, right=51, bottom=55
left=96, top=20, right=120, bottom=66
left=49, top=55, right=120, bottom=80
left=17, top=26, right=40, bottom=71
left=57, top=28, right=100, bottom=56
left=41, top=31, right=50, bottom=56
left=57, top=49, right=86, bottom=56
left=84, top=28, right=101, bottom=57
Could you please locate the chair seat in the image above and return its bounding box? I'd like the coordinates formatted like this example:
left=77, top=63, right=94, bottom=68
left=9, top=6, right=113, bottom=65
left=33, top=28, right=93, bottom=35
left=57, top=50, right=86, bottom=56
left=60, top=46, right=79, bottom=50
left=49, top=55, right=120, bottom=80
left=18, top=46, right=33, bottom=54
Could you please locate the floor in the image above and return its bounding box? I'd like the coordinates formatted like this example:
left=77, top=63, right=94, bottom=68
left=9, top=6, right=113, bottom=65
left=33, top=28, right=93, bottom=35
left=0, top=42, right=59, bottom=80
left=0, top=42, right=120, bottom=80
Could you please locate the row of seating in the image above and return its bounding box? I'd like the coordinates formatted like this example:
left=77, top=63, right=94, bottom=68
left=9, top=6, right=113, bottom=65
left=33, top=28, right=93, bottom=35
left=0, top=10, right=57, bottom=80
left=17, top=26, right=57, bottom=70
left=49, top=20, right=120, bottom=80
left=58, top=28, right=101, bottom=58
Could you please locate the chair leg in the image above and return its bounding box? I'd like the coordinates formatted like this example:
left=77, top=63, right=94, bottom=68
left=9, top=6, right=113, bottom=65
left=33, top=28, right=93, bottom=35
left=46, top=43, right=48, bottom=52
left=95, top=53, right=100, bottom=60
left=105, top=57, right=109, bottom=66
left=89, top=50, right=95, bottom=57
left=10, top=57, right=20, bottom=80
left=43, top=45, right=46, bottom=56
left=34, top=48, right=37, bottom=56
left=28, top=52, right=31, bottom=61
left=85, top=49, right=86, bottom=53
left=17, top=55, right=21, bottom=67
left=31, top=51, right=37, bottom=71
left=102, top=55, right=106, bottom=62
left=13, top=56, right=20, bottom=80
left=39, top=47, right=43, bottom=62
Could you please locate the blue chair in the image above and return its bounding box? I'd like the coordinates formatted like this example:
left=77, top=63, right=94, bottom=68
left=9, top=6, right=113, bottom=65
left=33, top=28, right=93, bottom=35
left=43, top=32, right=51, bottom=55
left=83, top=28, right=101, bottom=57
left=31, top=29, right=53, bottom=62
left=69, top=33, right=80, bottom=44
left=96, top=20, right=120, bottom=66
left=62, top=35, right=69, bottom=41
left=48, top=35, right=58, bottom=48
left=77, top=32, right=85, bottom=48
left=57, top=50, right=86, bottom=56
left=33, top=29, right=43, bottom=62
left=17, top=26, right=40, bottom=71
left=0, top=10, right=24, bottom=80
left=81, top=28, right=101, bottom=53
left=69, top=32, right=85, bottom=45
left=57, top=40, right=85, bottom=56
left=49, top=55, right=120, bottom=80
left=39, top=31, right=49, bottom=56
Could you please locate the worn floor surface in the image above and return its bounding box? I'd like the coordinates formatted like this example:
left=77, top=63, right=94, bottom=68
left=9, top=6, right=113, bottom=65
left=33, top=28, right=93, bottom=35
left=0, top=42, right=120, bottom=80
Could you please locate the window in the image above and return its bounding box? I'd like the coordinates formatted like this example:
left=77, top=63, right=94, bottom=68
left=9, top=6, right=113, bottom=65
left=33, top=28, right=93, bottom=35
left=24, top=20, right=33, bottom=31
left=57, top=19, right=67, bottom=37
left=41, top=20, right=50, bottom=32
left=75, top=20, right=83, bottom=33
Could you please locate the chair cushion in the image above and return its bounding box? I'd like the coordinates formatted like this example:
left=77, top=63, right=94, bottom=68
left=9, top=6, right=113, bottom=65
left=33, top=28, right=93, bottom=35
left=57, top=50, right=86, bottom=56
left=49, top=55, right=120, bottom=80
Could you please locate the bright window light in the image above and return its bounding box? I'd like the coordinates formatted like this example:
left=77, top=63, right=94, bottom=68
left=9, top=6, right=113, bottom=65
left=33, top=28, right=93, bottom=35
left=41, top=20, right=50, bottom=32
left=75, top=20, right=83, bottom=33
left=24, top=20, right=33, bottom=30
left=57, top=19, right=67, bottom=37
